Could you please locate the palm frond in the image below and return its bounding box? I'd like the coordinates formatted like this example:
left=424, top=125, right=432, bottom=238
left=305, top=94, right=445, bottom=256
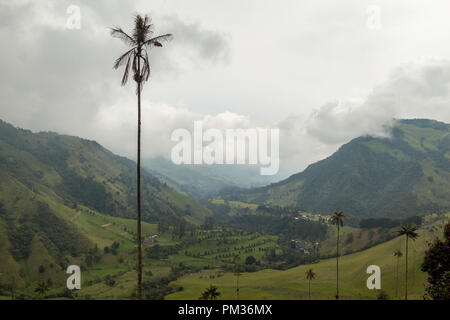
left=113, top=48, right=135, bottom=69
left=332, top=211, right=345, bottom=226
left=394, top=250, right=402, bottom=257
left=133, top=14, right=154, bottom=44
left=142, top=50, right=151, bottom=81
left=110, top=27, right=136, bottom=46
left=144, top=34, right=173, bottom=47
left=398, top=224, right=419, bottom=240
left=121, top=54, right=132, bottom=86
left=306, top=269, right=316, bottom=280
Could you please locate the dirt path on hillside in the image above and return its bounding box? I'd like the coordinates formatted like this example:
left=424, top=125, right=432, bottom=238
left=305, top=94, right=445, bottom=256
left=70, top=211, right=81, bottom=222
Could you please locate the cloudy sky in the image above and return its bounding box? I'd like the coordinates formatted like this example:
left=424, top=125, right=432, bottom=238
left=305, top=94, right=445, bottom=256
left=1, top=0, right=450, bottom=177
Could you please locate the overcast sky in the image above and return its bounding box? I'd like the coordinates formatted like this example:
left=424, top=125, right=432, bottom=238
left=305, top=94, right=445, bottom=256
left=1, top=0, right=450, bottom=177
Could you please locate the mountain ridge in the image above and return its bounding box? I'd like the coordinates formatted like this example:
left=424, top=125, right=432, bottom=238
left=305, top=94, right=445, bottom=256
left=0, top=119, right=212, bottom=223
left=218, top=119, right=450, bottom=218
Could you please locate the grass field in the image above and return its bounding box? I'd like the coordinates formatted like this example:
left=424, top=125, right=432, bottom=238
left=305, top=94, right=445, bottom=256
left=166, top=216, right=448, bottom=300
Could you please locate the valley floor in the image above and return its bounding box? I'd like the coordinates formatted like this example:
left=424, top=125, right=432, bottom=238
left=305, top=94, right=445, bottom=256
left=165, top=217, right=448, bottom=300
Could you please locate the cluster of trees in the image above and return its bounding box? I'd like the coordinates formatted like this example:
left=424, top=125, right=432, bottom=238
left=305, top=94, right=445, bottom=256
left=141, top=263, right=198, bottom=300
left=5, top=201, right=89, bottom=261
left=145, top=244, right=179, bottom=260
left=85, top=246, right=102, bottom=266
left=33, top=202, right=89, bottom=257
left=103, top=241, right=120, bottom=255
left=227, top=214, right=328, bottom=242
left=421, top=221, right=450, bottom=299
left=59, top=172, right=112, bottom=214
left=360, top=216, right=422, bottom=229
left=157, top=216, right=195, bottom=239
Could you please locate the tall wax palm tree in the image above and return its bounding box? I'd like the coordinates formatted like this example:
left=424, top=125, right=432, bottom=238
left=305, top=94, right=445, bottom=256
left=111, top=14, right=172, bottom=300
left=234, top=270, right=242, bottom=300
left=332, top=211, right=345, bottom=299
left=393, top=250, right=402, bottom=298
left=305, top=268, right=316, bottom=300
left=397, top=224, right=419, bottom=300
left=233, top=256, right=242, bottom=300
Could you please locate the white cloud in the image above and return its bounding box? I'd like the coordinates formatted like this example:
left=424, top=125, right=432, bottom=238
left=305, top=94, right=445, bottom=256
left=1, top=1, right=450, bottom=179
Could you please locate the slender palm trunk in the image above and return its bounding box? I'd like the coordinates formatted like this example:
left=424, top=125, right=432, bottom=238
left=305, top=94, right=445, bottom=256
left=405, top=236, right=408, bottom=300
left=336, top=224, right=339, bottom=300
left=137, top=54, right=143, bottom=300
left=395, top=256, right=399, bottom=297
left=236, top=273, right=240, bottom=300
left=308, top=279, right=311, bottom=300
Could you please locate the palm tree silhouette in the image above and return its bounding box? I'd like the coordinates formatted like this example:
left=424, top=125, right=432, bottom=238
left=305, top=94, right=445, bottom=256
left=233, top=256, right=242, bottom=300
left=111, top=14, right=172, bottom=300
left=234, top=270, right=242, bottom=300
left=332, top=211, right=345, bottom=299
left=393, top=250, right=402, bottom=298
left=305, top=268, right=315, bottom=300
left=200, top=285, right=221, bottom=300
left=34, top=281, right=49, bottom=298
left=397, top=224, right=419, bottom=300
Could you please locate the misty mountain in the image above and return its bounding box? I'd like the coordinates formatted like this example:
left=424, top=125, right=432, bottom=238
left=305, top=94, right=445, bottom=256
left=144, top=157, right=282, bottom=200
left=218, top=119, right=450, bottom=218
left=0, top=119, right=211, bottom=224
left=0, top=119, right=214, bottom=295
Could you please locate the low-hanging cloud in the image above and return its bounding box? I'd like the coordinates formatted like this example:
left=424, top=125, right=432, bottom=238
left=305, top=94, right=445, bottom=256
left=1, top=1, right=450, bottom=179
left=276, top=60, right=450, bottom=174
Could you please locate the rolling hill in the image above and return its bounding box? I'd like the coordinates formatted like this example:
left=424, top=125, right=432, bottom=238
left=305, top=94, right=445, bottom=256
left=0, top=119, right=211, bottom=297
left=166, top=214, right=449, bottom=300
left=219, top=119, right=450, bottom=218
left=0, top=119, right=211, bottom=224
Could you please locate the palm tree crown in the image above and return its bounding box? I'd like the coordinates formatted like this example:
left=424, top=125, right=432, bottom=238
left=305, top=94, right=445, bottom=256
left=111, top=14, right=172, bottom=89
left=332, top=211, right=345, bottom=226
left=200, top=285, right=221, bottom=300
left=306, top=269, right=316, bottom=280
left=398, top=224, right=419, bottom=240
left=394, top=250, right=403, bottom=258
left=34, top=281, right=49, bottom=297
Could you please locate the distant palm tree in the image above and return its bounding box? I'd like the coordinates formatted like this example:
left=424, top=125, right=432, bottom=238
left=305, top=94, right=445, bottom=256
left=305, top=268, right=316, bottom=300
left=398, top=224, right=419, bottom=300
left=34, top=281, right=49, bottom=298
left=199, top=285, right=221, bottom=300
left=393, top=250, right=402, bottom=297
left=111, top=14, right=172, bottom=300
left=332, top=211, right=345, bottom=299
left=234, top=270, right=242, bottom=300
left=233, top=256, right=242, bottom=300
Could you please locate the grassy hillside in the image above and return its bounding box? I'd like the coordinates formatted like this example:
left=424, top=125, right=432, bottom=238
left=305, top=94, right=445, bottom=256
left=166, top=214, right=449, bottom=300
left=0, top=167, right=179, bottom=298
left=0, top=118, right=215, bottom=298
left=219, top=119, right=450, bottom=218
left=0, top=161, right=278, bottom=299
left=0, top=119, right=211, bottom=224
